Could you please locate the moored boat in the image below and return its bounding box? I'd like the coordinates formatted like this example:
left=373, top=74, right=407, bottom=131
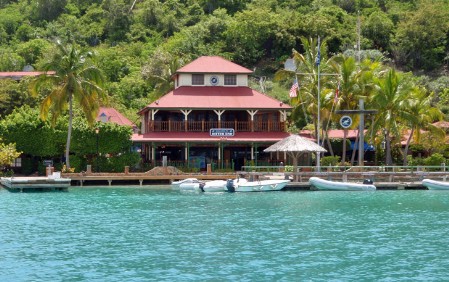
left=172, top=178, right=200, bottom=190
left=309, top=177, right=376, bottom=191
left=226, top=179, right=290, bottom=192
left=422, top=179, right=449, bottom=190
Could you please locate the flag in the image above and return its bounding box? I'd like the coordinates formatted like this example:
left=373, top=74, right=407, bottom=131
left=334, top=81, right=340, bottom=103
left=315, top=49, right=321, bottom=66
left=289, top=80, right=299, bottom=98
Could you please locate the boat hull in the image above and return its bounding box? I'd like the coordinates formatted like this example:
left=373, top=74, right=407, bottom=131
left=202, top=180, right=227, bottom=192
left=229, top=179, right=290, bottom=192
left=309, top=177, right=376, bottom=191
left=422, top=179, right=449, bottom=190
left=172, top=178, right=200, bottom=190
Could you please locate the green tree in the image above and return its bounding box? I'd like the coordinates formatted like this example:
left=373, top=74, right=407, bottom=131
left=402, top=86, right=443, bottom=165
left=29, top=41, right=106, bottom=169
left=392, top=0, right=449, bottom=70
left=371, top=68, right=412, bottom=165
left=362, top=10, right=394, bottom=51
left=0, top=138, right=21, bottom=169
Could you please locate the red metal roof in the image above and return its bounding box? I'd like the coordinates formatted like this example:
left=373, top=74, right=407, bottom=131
left=141, top=86, right=292, bottom=111
left=299, top=129, right=362, bottom=139
left=0, top=71, right=56, bottom=80
left=176, top=56, right=253, bottom=74
left=97, top=107, right=136, bottom=127
left=132, top=132, right=291, bottom=143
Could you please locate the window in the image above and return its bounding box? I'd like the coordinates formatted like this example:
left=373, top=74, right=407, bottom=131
left=224, top=74, right=237, bottom=85
left=11, top=158, right=21, bottom=167
left=192, top=74, right=204, bottom=85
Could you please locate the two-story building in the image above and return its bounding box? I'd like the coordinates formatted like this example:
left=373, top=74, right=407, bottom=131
left=132, top=56, right=292, bottom=170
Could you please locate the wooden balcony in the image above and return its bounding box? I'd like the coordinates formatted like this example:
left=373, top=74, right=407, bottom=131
left=147, top=120, right=285, bottom=132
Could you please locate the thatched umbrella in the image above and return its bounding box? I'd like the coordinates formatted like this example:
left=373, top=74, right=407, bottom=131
left=264, top=134, right=327, bottom=181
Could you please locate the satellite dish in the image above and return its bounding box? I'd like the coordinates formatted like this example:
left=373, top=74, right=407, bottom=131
left=284, top=59, right=297, bottom=71
left=23, top=65, right=34, bottom=72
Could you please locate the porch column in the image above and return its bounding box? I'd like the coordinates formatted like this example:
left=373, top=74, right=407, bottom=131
left=151, top=109, right=159, bottom=131
left=181, top=109, right=192, bottom=131
left=141, top=114, right=146, bottom=134
left=151, top=143, right=155, bottom=164
left=279, top=110, right=287, bottom=131
left=185, top=142, right=188, bottom=167
left=251, top=145, right=254, bottom=160
left=247, top=110, right=258, bottom=132
left=214, top=110, right=225, bottom=128
left=218, top=143, right=221, bottom=169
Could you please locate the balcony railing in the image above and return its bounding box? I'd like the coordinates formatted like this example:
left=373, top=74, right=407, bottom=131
left=147, top=121, right=285, bottom=132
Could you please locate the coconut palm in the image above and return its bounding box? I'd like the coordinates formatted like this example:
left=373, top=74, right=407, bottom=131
left=279, top=37, right=332, bottom=141
left=402, top=87, right=444, bottom=165
left=371, top=68, right=412, bottom=165
left=329, top=55, right=379, bottom=164
left=29, top=41, right=105, bottom=169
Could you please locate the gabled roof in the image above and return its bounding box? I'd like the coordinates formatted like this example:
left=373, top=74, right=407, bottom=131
left=176, top=56, right=253, bottom=74
left=140, top=86, right=292, bottom=112
left=97, top=107, right=136, bottom=127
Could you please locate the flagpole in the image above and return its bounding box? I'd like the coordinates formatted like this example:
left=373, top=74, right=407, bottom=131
left=316, top=36, right=321, bottom=172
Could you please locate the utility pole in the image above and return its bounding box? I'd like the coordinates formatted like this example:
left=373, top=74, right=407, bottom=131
left=336, top=98, right=377, bottom=166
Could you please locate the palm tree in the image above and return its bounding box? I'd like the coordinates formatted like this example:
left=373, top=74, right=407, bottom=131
left=371, top=68, right=411, bottom=165
left=329, top=55, right=377, bottom=164
left=402, top=87, right=443, bottom=165
left=276, top=37, right=332, bottom=140
left=29, top=41, right=105, bottom=169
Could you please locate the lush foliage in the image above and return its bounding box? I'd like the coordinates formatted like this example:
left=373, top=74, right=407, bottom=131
left=0, top=0, right=448, bottom=168
left=0, top=138, right=21, bottom=168
left=0, top=106, right=135, bottom=174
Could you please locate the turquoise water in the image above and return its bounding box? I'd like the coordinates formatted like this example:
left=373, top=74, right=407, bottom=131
left=1, top=187, right=449, bottom=281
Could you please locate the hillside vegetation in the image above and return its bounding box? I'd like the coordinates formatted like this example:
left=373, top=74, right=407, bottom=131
left=0, top=0, right=448, bottom=120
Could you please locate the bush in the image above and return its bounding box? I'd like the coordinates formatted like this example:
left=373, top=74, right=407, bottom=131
left=321, top=155, right=341, bottom=166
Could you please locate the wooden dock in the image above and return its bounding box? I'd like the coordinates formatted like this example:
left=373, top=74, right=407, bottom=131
left=57, top=170, right=439, bottom=190
left=64, top=173, right=237, bottom=187
left=0, top=176, right=71, bottom=192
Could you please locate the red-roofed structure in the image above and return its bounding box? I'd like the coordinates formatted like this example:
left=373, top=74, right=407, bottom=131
left=0, top=71, right=56, bottom=80
left=133, top=56, right=293, bottom=170
left=97, top=107, right=136, bottom=128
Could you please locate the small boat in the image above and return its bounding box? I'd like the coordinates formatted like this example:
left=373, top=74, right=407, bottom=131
left=422, top=179, right=449, bottom=190
left=201, top=180, right=229, bottom=192
left=226, top=179, right=290, bottom=192
left=172, top=178, right=200, bottom=190
left=309, top=177, right=376, bottom=191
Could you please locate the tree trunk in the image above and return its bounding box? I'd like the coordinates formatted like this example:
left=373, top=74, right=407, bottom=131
left=65, top=93, right=73, bottom=169
left=386, top=131, right=392, bottom=166
left=403, top=128, right=414, bottom=166
left=341, top=129, right=348, bottom=164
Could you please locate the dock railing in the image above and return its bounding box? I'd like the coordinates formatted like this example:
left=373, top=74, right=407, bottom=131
left=239, top=165, right=449, bottom=183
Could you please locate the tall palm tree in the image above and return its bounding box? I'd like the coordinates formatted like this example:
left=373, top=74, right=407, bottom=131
left=402, top=87, right=443, bottom=165
left=371, top=68, right=411, bottom=165
left=329, top=55, right=376, bottom=164
left=29, top=41, right=105, bottom=169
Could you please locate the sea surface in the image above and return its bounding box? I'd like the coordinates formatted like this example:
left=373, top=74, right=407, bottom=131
left=1, top=187, right=449, bottom=281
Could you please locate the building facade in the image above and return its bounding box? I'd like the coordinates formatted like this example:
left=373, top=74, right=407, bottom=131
left=133, top=56, right=292, bottom=170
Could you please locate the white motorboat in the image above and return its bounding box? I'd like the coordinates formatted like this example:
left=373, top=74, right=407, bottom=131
left=309, top=177, right=376, bottom=191
left=172, top=178, right=200, bottom=190
left=226, top=179, right=290, bottom=192
left=422, top=179, right=449, bottom=190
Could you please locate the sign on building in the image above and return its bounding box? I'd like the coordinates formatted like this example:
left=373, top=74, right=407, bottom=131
left=210, top=128, right=235, bottom=137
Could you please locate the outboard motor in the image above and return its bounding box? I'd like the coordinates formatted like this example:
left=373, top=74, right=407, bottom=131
left=226, top=179, right=235, bottom=192
left=363, top=179, right=373, bottom=185
left=199, top=182, right=205, bottom=192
